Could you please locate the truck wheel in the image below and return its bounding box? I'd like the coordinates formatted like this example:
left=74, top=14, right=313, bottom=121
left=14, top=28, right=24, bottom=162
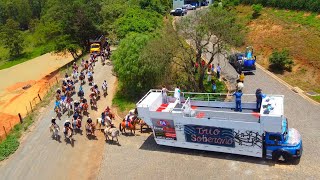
left=282, top=152, right=292, bottom=163
left=272, top=151, right=281, bottom=161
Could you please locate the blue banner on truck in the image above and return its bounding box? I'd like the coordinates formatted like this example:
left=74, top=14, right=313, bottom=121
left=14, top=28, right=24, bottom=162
left=184, top=125, right=235, bottom=147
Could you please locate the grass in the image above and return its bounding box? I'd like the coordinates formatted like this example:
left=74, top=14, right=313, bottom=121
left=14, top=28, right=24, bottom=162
left=234, top=5, right=320, bottom=102
left=271, top=9, right=320, bottom=31
left=112, top=91, right=137, bottom=112
left=0, top=83, right=58, bottom=161
left=0, top=31, right=54, bottom=70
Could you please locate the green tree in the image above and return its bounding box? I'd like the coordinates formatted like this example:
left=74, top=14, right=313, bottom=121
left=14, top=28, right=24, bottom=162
left=36, top=0, right=100, bottom=58
left=269, top=50, right=293, bottom=72
left=112, top=33, right=163, bottom=97
left=114, top=7, right=162, bottom=39
left=177, top=6, right=243, bottom=91
left=0, top=19, right=24, bottom=58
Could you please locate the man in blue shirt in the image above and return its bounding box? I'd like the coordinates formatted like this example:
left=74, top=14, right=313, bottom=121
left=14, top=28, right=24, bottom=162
left=233, top=90, right=243, bottom=112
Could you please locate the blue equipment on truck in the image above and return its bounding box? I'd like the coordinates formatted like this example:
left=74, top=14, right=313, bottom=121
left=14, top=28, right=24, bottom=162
left=229, top=46, right=256, bottom=73
left=136, top=90, right=302, bottom=163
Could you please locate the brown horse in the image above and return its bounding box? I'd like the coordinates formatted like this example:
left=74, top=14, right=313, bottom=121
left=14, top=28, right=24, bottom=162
left=82, top=103, right=89, bottom=116
left=139, top=119, right=151, bottom=133
left=119, top=115, right=139, bottom=135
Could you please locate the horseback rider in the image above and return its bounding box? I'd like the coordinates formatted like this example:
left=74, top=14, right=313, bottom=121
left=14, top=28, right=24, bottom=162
left=102, top=80, right=108, bottom=93
left=72, top=62, right=78, bottom=71
left=50, top=118, right=60, bottom=138
left=56, top=88, right=61, bottom=95
left=64, top=120, right=73, bottom=136
left=86, top=117, right=95, bottom=135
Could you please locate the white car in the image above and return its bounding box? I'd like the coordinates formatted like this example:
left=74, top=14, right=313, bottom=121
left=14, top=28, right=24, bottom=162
left=183, top=4, right=196, bottom=10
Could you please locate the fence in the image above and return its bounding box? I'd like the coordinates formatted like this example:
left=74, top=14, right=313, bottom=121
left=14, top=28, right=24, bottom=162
left=0, top=58, right=78, bottom=142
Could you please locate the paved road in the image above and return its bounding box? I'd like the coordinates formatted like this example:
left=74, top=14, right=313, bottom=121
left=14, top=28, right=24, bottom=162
left=97, top=11, right=320, bottom=180
left=0, top=55, right=117, bottom=180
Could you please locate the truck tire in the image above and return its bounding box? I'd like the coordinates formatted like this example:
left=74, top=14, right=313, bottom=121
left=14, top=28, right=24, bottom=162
left=272, top=151, right=292, bottom=163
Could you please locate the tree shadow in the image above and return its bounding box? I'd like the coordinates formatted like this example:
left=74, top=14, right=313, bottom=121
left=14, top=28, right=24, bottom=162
left=139, top=135, right=280, bottom=166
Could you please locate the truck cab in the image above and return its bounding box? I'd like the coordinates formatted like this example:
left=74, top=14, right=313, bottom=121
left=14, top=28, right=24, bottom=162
left=265, top=118, right=303, bottom=162
left=228, top=46, right=256, bottom=74
left=90, top=43, right=101, bottom=54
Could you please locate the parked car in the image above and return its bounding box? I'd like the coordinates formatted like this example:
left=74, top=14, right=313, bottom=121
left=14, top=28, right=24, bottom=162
left=181, top=6, right=188, bottom=15
left=183, top=4, right=196, bottom=10
left=170, top=8, right=185, bottom=16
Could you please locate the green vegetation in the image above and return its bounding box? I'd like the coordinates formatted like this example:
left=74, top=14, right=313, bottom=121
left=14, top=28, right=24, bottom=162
left=112, top=91, right=137, bottom=112
left=0, top=19, right=24, bottom=57
left=269, top=50, right=294, bottom=72
left=177, top=6, right=244, bottom=91
left=251, top=4, right=263, bottom=19
left=240, top=0, right=320, bottom=12
left=271, top=9, right=320, bottom=31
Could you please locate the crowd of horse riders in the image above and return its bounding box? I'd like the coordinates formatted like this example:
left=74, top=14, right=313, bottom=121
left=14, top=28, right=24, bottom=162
left=49, top=47, right=149, bottom=143
left=50, top=47, right=115, bottom=141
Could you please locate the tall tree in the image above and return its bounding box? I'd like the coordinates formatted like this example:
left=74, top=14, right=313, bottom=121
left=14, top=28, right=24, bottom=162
left=0, top=19, right=24, bottom=58
left=177, top=6, right=243, bottom=91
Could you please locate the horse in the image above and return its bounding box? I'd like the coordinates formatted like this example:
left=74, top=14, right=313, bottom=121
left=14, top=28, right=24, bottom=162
left=102, top=84, right=108, bottom=97
left=82, top=102, right=89, bottom=116
left=90, top=95, right=97, bottom=109
left=139, top=119, right=151, bottom=133
left=54, top=106, right=61, bottom=119
left=61, top=100, right=73, bottom=117
left=79, top=74, right=85, bottom=84
left=119, top=115, right=139, bottom=135
left=49, top=124, right=60, bottom=140
left=88, top=76, right=93, bottom=85
left=64, top=127, right=73, bottom=142
left=104, top=127, right=120, bottom=143
left=96, top=115, right=113, bottom=130
left=85, top=123, right=95, bottom=137
left=72, top=71, right=78, bottom=81
left=72, top=118, right=82, bottom=134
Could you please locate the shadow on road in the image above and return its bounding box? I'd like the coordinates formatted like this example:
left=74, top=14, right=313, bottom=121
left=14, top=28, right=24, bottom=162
left=139, top=135, right=279, bottom=166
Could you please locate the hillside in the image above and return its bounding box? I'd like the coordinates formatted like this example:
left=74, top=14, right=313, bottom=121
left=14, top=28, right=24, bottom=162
left=235, top=5, right=320, bottom=101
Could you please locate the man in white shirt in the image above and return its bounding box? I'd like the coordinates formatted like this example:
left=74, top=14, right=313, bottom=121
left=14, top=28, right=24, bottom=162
left=174, top=86, right=181, bottom=104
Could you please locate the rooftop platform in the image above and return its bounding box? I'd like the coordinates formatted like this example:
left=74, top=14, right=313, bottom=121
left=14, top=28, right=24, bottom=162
left=137, top=89, right=284, bottom=124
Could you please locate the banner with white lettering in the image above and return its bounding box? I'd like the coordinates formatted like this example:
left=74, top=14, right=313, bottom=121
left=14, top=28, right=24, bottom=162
left=184, top=125, right=235, bottom=147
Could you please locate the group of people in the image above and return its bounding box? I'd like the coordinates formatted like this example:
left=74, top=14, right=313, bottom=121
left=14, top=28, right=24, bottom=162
left=232, top=73, right=264, bottom=112
left=51, top=51, right=110, bottom=140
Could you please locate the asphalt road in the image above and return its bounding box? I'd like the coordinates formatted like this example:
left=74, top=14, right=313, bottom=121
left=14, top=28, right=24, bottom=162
left=0, top=55, right=117, bottom=180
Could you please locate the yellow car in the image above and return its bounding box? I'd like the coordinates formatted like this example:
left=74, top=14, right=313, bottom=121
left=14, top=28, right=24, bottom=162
left=90, top=43, right=101, bottom=54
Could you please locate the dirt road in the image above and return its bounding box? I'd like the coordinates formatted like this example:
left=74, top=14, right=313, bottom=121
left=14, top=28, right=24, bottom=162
left=0, top=56, right=116, bottom=180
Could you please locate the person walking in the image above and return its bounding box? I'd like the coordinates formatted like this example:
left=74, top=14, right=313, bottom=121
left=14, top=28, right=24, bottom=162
left=217, top=63, right=221, bottom=80
left=161, top=85, right=168, bottom=104
left=212, top=80, right=217, bottom=93
left=255, top=88, right=263, bottom=111
left=174, top=86, right=181, bottom=104
left=207, top=69, right=212, bottom=82
left=233, top=90, right=243, bottom=112
left=239, top=72, right=245, bottom=83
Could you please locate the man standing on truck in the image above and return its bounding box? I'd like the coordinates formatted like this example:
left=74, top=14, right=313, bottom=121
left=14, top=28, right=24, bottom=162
left=233, top=90, right=243, bottom=112
left=256, top=88, right=263, bottom=111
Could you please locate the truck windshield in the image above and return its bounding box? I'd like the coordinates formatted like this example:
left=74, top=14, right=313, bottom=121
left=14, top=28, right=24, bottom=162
left=91, top=45, right=100, bottom=48
left=282, top=118, right=288, bottom=141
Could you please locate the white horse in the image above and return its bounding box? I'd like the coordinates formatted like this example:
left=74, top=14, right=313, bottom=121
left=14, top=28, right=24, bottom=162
left=61, top=100, right=73, bottom=116
left=104, top=127, right=120, bottom=143
left=96, top=116, right=112, bottom=130
left=72, top=71, right=78, bottom=80
left=49, top=124, right=60, bottom=140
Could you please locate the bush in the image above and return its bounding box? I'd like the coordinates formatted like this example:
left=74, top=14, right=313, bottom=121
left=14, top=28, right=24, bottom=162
left=251, top=4, right=263, bottom=19
left=269, top=50, right=294, bottom=72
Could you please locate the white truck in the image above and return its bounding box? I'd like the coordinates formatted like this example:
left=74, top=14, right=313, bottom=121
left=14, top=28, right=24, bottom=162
left=136, top=90, right=303, bottom=162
